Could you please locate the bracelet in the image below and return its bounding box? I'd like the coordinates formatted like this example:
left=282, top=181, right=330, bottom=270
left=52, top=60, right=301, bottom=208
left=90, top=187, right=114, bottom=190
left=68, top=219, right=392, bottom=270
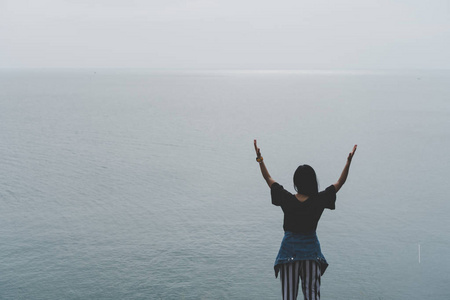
left=256, top=156, right=263, bottom=163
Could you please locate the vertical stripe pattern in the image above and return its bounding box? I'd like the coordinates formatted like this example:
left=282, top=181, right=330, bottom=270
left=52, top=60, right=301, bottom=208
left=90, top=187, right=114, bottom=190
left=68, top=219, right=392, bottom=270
left=280, top=260, right=321, bottom=300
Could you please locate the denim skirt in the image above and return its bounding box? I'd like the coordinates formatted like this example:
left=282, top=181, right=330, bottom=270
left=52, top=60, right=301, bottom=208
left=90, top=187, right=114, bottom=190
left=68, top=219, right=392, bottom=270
left=274, top=231, right=328, bottom=278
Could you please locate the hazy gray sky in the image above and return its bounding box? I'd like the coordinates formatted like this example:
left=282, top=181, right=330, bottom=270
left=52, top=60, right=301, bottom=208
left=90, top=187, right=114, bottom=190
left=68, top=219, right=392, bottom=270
left=1, top=0, right=449, bottom=69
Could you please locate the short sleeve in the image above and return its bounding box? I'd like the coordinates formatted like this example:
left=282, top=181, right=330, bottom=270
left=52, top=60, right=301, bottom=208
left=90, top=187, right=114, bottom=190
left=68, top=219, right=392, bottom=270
left=270, top=182, right=291, bottom=206
left=318, top=185, right=337, bottom=210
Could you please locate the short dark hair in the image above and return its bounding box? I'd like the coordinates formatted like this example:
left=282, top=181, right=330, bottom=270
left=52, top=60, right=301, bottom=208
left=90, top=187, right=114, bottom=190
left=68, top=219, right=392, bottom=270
left=293, top=165, right=318, bottom=196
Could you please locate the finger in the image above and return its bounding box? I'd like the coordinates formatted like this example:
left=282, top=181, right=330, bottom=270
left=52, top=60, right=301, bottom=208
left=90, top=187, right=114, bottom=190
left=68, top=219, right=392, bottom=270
left=254, top=139, right=258, bottom=151
left=352, top=144, right=357, bottom=155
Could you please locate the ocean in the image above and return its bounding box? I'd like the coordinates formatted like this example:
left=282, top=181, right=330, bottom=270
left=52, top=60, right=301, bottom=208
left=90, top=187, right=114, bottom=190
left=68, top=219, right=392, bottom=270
left=1, top=69, right=449, bottom=299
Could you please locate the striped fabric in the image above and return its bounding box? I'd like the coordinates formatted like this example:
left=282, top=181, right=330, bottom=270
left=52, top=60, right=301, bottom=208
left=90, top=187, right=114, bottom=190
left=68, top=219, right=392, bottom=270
left=280, top=260, right=321, bottom=300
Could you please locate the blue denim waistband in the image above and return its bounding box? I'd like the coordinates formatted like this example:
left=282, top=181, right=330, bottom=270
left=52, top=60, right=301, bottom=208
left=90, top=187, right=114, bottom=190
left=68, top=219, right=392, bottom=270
left=274, top=231, right=328, bottom=278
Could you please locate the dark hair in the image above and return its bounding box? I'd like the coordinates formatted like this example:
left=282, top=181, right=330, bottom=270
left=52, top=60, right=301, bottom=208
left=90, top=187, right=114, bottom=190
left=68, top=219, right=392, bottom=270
left=293, top=164, right=318, bottom=196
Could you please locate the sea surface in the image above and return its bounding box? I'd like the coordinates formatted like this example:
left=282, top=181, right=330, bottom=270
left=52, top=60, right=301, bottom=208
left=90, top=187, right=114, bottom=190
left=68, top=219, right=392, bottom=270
left=1, top=69, right=449, bottom=299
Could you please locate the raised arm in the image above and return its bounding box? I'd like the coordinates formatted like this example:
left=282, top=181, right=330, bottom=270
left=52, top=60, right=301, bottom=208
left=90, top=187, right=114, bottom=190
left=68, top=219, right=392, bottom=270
left=333, top=145, right=357, bottom=192
left=254, top=140, right=276, bottom=188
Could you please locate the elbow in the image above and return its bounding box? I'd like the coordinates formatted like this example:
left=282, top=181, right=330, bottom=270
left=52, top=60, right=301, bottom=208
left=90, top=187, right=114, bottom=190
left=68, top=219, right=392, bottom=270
left=334, top=181, right=344, bottom=193
left=266, top=177, right=276, bottom=188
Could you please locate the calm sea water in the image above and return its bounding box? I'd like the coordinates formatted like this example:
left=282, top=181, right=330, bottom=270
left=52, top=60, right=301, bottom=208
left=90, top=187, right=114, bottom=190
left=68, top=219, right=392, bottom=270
left=1, top=69, right=449, bottom=299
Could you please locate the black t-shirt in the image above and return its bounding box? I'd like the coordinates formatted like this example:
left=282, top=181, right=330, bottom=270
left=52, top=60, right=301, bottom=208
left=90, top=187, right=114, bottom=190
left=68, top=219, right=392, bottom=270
left=271, top=182, right=336, bottom=234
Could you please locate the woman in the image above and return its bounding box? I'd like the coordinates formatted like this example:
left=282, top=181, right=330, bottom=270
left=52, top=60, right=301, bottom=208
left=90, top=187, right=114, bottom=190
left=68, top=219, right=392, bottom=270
left=254, top=140, right=357, bottom=300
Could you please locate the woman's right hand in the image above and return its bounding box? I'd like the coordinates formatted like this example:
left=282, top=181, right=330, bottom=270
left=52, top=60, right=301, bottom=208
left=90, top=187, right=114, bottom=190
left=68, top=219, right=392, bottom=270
left=347, top=145, right=357, bottom=162
left=334, top=144, right=357, bottom=192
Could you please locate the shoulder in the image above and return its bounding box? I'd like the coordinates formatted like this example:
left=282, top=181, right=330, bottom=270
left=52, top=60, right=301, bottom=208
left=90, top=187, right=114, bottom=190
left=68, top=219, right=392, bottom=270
left=270, top=182, right=283, bottom=190
left=271, top=182, right=294, bottom=206
left=318, top=184, right=337, bottom=199
left=317, top=185, right=337, bottom=209
left=271, top=182, right=293, bottom=196
left=320, top=184, right=337, bottom=195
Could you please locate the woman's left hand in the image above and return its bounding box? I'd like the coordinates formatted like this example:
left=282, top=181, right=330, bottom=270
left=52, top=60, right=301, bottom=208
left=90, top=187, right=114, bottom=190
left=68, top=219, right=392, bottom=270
left=254, top=139, right=262, bottom=158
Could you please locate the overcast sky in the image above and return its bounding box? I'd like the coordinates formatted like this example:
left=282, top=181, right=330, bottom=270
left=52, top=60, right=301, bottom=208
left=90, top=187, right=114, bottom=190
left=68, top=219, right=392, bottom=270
left=1, top=0, right=449, bottom=69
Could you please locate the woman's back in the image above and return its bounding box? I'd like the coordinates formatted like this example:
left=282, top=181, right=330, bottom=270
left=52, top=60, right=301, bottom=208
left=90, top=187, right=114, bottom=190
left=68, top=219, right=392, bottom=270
left=271, top=182, right=337, bottom=234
